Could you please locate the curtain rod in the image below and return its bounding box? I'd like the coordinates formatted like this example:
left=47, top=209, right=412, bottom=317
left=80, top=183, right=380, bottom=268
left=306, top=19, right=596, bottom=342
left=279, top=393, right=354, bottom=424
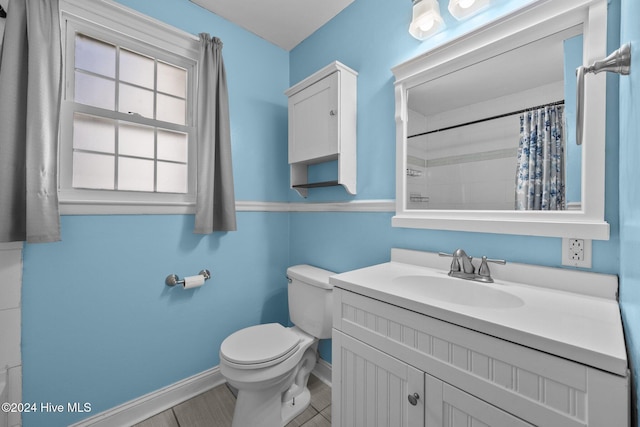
left=408, top=100, right=565, bottom=138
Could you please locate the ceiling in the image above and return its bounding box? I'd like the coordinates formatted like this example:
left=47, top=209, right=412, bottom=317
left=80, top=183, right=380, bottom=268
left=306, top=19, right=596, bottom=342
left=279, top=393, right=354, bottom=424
left=407, top=25, right=582, bottom=117
left=189, top=0, right=355, bottom=51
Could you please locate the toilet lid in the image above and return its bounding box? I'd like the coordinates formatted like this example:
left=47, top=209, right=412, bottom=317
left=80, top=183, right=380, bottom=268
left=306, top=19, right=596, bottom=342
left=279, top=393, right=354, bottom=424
left=220, top=323, right=300, bottom=366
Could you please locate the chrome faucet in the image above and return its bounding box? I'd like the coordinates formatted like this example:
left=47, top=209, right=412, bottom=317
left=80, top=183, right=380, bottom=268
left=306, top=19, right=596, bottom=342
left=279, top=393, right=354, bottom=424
left=452, top=248, right=476, bottom=279
left=439, top=249, right=506, bottom=283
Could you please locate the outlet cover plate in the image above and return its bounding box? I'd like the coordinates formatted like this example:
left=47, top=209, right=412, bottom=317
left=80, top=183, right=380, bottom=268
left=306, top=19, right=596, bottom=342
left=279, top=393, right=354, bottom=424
left=562, top=238, right=592, bottom=268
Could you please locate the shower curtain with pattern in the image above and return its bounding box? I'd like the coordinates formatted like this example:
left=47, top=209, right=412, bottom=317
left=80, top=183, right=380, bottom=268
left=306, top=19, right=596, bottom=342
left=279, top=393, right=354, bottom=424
left=515, top=105, right=566, bottom=211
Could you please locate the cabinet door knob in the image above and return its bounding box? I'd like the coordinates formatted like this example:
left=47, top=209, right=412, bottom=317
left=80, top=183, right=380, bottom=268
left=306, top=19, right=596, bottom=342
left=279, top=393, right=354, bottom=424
left=329, top=110, right=336, bottom=116
left=408, top=392, right=420, bottom=406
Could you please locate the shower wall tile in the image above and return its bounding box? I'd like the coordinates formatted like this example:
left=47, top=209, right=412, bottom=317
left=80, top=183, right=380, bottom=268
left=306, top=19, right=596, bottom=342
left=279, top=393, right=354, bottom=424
left=0, top=308, right=21, bottom=369
left=0, top=243, right=22, bottom=311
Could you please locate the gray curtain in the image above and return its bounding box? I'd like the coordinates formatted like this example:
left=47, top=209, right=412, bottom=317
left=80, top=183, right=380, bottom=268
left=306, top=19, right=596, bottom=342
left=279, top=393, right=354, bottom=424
left=0, top=0, right=62, bottom=242
left=194, top=33, right=237, bottom=233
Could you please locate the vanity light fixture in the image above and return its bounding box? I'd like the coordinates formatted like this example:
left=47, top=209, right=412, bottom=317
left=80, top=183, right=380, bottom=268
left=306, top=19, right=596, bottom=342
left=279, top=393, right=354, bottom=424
left=409, top=0, right=445, bottom=40
left=448, top=0, right=490, bottom=20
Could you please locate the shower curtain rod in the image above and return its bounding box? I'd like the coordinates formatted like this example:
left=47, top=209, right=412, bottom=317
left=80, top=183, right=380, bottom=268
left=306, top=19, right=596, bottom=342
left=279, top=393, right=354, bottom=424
left=408, top=99, right=565, bottom=138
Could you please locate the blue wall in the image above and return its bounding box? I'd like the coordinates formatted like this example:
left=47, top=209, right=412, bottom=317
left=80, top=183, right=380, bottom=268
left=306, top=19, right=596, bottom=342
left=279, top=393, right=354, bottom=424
left=288, top=0, right=621, bottom=362
left=21, top=1, right=291, bottom=426
left=22, top=214, right=290, bottom=426
left=619, top=0, right=640, bottom=421
left=20, top=0, right=638, bottom=425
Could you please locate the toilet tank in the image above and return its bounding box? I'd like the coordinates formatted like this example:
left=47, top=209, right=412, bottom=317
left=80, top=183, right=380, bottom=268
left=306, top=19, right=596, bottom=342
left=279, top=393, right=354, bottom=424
left=287, top=265, right=335, bottom=339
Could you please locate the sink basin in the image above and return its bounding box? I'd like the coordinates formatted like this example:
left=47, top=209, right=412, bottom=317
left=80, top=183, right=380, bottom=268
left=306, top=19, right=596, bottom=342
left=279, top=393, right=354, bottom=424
left=392, top=275, right=524, bottom=309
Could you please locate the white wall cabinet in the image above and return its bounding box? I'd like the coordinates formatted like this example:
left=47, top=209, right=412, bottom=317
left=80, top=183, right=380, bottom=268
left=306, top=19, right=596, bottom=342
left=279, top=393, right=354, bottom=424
left=285, top=61, right=357, bottom=197
left=332, top=287, right=629, bottom=427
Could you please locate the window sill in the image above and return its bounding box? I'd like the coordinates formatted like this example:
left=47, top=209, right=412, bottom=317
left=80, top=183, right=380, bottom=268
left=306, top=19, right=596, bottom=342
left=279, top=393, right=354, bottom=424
left=59, top=189, right=195, bottom=215
left=59, top=199, right=195, bottom=215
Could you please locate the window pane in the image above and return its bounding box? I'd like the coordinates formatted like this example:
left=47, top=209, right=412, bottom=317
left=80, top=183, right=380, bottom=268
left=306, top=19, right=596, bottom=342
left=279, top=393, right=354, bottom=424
left=157, top=161, right=187, bottom=193
left=158, top=62, right=186, bottom=98
left=68, top=31, right=194, bottom=200
left=118, top=157, right=154, bottom=192
left=119, top=122, right=155, bottom=158
left=119, top=83, right=154, bottom=118
left=157, top=130, right=187, bottom=162
left=120, top=49, right=154, bottom=89
left=75, top=34, right=116, bottom=78
left=73, top=113, right=115, bottom=153
left=73, top=152, right=115, bottom=190
left=75, top=72, right=115, bottom=110
left=157, top=94, right=185, bottom=125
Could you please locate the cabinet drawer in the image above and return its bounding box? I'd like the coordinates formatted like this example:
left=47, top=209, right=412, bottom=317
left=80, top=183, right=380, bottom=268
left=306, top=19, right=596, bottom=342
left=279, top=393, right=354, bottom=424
left=334, top=288, right=628, bottom=427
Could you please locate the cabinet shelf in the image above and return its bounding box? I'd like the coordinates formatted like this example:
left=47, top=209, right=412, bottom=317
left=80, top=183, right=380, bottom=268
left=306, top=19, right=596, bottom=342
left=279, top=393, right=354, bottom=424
left=292, top=180, right=340, bottom=189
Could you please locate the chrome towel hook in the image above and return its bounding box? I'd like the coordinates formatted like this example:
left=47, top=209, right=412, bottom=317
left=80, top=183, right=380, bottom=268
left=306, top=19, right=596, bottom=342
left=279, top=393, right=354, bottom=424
left=165, top=269, right=211, bottom=287
left=576, top=43, right=631, bottom=145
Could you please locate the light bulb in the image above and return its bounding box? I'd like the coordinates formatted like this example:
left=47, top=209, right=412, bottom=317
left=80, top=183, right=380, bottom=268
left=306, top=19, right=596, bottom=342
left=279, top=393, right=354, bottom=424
left=418, top=16, right=435, bottom=32
left=409, top=0, right=445, bottom=40
left=448, top=0, right=489, bottom=20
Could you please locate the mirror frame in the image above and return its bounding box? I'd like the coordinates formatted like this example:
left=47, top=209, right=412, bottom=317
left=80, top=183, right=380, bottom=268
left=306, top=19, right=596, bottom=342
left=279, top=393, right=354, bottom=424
left=392, top=0, right=609, bottom=240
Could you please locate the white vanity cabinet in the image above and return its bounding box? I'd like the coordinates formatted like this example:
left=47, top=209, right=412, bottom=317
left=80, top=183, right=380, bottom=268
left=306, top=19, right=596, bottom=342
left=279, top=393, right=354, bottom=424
left=285, top=61, right=357, bottom=197
left=423, top=372, right=534, bottom=427
left=333, top=329, right=532, bottom=427
left=333, top=329, right=424, bottom=427
left=332, top=286, right=629, bottom=427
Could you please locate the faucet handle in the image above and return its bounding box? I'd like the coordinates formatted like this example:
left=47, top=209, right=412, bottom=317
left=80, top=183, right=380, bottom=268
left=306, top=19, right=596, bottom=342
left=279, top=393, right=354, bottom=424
left=477, top=256, right=506, bottom=283
left=438, top=251, right=461, bottom=273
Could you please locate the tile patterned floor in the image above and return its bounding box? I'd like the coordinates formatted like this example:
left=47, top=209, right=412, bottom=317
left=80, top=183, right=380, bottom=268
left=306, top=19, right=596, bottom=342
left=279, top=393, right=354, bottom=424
left=133, top=374, right=331, bottom=427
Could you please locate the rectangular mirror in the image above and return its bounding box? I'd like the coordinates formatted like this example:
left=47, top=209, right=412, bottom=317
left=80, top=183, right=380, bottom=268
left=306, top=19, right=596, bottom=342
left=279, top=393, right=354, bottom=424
left=406, top=26, right=582, bottom=211
left=393, top=0, right=610, bottom=239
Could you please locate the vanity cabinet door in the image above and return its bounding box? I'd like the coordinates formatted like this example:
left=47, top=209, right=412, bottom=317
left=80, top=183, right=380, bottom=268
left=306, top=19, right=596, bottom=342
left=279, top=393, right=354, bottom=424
left=424, top=373, right=534, bottom=427
left=288, top=71, right=339, bottom=164
left=333, top=330, right=424, bottom=427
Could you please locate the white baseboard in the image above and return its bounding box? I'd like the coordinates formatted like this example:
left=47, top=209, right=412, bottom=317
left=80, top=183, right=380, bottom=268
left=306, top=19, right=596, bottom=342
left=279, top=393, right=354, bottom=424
left=313, top=358, right=332, bottom=387
left=69, top=367, right=224, bottom=427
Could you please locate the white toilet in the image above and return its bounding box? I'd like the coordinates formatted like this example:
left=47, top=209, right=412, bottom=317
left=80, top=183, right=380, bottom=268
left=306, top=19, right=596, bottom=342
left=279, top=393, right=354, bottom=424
left=219, top=264, right=334, bottom=427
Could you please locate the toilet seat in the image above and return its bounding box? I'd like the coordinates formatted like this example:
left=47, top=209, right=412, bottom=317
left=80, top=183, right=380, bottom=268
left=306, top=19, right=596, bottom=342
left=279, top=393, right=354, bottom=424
left=220, top=323, right=301, bottom=369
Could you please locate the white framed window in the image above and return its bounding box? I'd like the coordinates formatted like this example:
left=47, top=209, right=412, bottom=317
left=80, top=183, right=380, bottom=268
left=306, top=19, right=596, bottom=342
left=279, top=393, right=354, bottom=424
left=59, top=0, right=199, bottom=214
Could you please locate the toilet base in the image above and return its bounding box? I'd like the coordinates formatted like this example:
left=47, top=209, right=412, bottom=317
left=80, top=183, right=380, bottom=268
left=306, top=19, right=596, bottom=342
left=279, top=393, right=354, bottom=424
left=282, top=388, right=311, bottom=425
left=221, top=328, right=318, bottom=427
left=232, top=383, right=283, bottom=427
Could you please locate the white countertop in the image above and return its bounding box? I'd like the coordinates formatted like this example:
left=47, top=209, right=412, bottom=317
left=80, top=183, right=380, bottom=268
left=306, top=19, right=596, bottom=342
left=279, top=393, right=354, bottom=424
left=329, top=249, right=628, bottom=377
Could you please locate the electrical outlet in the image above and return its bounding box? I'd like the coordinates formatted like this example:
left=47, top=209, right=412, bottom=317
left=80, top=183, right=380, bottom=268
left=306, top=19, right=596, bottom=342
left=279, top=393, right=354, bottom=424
left=562, top=238, right=592, bottom=268
left=569, top=238, right=584, bottom=261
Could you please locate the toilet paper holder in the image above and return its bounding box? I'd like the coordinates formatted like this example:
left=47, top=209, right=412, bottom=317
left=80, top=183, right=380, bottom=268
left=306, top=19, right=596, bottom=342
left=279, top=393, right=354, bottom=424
left=165, top=269, right=211, bottom=287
